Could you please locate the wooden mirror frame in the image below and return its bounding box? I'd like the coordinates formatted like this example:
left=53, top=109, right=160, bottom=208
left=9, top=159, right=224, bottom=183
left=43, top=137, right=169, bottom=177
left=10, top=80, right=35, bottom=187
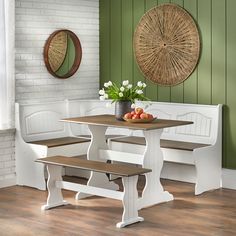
left=44, top=29, right=82, bottom=79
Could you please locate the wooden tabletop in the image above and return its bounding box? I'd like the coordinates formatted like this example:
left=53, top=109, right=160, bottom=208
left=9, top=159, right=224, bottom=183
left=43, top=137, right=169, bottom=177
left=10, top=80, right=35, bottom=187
left=61, top=114, right=193, bottom=130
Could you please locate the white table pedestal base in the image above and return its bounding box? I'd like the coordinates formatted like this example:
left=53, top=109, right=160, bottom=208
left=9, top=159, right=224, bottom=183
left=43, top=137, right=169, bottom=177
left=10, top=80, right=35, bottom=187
left=138, top=129, right=174, bottom=210
left=76, top=125, right=119, bottom=200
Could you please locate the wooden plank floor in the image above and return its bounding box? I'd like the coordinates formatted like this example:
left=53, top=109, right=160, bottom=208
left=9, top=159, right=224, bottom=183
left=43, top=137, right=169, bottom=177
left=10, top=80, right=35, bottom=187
left=0, top=177, right=236, bottom=236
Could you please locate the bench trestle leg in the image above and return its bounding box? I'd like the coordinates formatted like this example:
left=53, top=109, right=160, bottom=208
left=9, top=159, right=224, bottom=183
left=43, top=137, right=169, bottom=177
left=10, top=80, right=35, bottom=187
left=116, top=176, right=143, bottom=228
left=41, top=165, right=68, bottom=210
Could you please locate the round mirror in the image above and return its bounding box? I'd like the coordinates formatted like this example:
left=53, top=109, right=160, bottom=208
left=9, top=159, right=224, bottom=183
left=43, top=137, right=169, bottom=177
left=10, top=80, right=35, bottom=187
left=44, top=29, right=82, bottom=79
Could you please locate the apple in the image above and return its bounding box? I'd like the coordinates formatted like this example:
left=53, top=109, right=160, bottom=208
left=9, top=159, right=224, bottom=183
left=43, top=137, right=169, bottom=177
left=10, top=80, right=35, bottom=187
left=147, top=113, right=154, bottom=119
left=135, top=107, right=143, bottom=115
left=124, top=112, right=132, bottom=119
left=140, top=113, right=149, bottom=119
left=132, top=114, right=140, bottom=119
left=131, top=111, right=135, bottom=116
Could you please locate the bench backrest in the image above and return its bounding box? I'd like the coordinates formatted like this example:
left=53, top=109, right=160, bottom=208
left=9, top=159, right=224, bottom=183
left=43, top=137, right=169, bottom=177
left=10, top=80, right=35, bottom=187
left=135, top=101, right=222, bottom=145
left=16, top=99, right=222, bottom=146
left=16, top=101, right=70, bottom=142
left=67, top=99, right=131, bottom=136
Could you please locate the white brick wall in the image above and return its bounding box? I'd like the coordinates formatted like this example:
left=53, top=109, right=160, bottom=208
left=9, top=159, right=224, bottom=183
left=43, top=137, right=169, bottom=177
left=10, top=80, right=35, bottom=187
left=0, top=0, right=99, bottom=188
left=0, top=129, right=16, bottom=188
left=15, top=0, right=99, bottom=103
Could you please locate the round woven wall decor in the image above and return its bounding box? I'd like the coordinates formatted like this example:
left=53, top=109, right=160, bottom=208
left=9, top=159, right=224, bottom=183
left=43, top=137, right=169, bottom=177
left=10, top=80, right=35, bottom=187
left=134, top=4, right=200, bottom=86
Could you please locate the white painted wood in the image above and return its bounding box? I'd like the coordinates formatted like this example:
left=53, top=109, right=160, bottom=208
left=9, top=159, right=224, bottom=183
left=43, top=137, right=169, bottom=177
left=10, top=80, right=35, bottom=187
left=194, top=145, right=222, bottom=195
left=57, top=181, right=123, bottom=200
left=15, top=102, right=90, bottom=190
left=41, top=165, right=68, bottom=210
left=107, top=138, right=145, bottom=155
left=135, top=101, right=221, bottom=144
left=17, top=101, right=69, bottom=142
left=15, top=124, right=48, bottom=190
left=99, top=149, right=143, bottom=165
left=161, top=166, right=236, bottom=190
left=161, top=148, right=195, bottom=165
left=138, top=129, right=173, bottom=210
left=18, top=101, right=70, bottom=142
left=160, top=162, right=196, bottom=184
left=117, top=176, right=143, bottom=228
left=176, top=112, right=212, bottom=137
left=109, top=102, right=222, bottom=195
left=75, top=124, right=119, bottom=200
left=42, top=160, right=144, bottom=227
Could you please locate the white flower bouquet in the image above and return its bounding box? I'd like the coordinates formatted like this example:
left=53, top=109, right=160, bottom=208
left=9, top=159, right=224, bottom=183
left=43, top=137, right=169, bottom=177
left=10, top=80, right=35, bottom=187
left=99, top=80, right=149, bottom=106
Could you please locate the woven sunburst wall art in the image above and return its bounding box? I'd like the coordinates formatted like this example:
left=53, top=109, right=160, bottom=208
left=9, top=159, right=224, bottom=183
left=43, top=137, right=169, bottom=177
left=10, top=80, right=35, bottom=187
left=134, top=4, right=200, bottom=86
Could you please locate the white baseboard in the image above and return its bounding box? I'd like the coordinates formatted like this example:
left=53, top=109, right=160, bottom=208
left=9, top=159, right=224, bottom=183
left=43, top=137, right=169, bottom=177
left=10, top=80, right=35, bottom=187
left=222, top=168, right=236, bottom=190
left=0, top=177, right=16, bottom=188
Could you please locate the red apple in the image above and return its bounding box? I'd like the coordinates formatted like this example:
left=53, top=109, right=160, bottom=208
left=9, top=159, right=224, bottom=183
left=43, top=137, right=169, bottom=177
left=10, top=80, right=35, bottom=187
left=124, top=112, right=132, bottom=119
left=131, top=111, right=135, bottom=116
left=132, top=114, right=140, bottom=119
left=147, top=113, right=154, bottom=119
left=140, top=113, right=149, bottom=119
left=135, top=107, right=143, bottom=115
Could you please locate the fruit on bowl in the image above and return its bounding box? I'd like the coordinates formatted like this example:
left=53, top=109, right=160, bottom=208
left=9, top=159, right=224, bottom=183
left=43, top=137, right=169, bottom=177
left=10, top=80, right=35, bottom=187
left=134, top=107, right=143, bottom=115
left=123, top=107, right=155, bottom=122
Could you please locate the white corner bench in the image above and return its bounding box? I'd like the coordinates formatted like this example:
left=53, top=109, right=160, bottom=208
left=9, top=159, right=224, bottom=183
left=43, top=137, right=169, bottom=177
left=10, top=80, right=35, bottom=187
left=16, top=99, right=223, bottom=195
left=36, top=155, right=151, bottom=228
left=15, top=100, right=90, bottom=190
left=108, top=102, right=223, bottom=195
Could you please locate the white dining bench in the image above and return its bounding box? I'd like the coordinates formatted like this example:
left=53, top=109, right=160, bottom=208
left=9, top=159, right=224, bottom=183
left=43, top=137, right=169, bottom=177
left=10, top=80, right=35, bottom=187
left=36, top=155, right=151, bottom=228
left=15, top=101, right=90, bottom=190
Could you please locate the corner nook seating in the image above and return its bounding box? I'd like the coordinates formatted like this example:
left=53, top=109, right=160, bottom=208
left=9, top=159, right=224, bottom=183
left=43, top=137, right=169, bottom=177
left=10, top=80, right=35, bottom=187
left=15, top=100, right=128, bottom=190
left=36, top=155, right=151, bottom=228
left=16, top=100, right=222, bottom=195
left=108, top=102, right=222, bottom=195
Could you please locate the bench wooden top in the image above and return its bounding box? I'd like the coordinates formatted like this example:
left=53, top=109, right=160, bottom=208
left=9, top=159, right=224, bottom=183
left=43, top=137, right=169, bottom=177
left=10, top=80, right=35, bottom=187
left=110, top=136, right=210, bottom=151
left=61, top=114, right=193, bottom=131
left=28, top=137, right=90, bottom=148
left=36, top=155, right=151, bottom=177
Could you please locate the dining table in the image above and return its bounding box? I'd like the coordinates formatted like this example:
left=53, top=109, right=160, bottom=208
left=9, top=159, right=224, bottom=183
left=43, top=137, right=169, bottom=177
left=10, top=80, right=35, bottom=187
left=61, top=114, right=193, bottom=210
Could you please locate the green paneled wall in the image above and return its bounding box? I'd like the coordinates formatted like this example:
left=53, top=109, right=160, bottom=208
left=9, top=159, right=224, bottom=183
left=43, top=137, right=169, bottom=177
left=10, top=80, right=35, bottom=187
left=99, top=0, right=236, bottom=169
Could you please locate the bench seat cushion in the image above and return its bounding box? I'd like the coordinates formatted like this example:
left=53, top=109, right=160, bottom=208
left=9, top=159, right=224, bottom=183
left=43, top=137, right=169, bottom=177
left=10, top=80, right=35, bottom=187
left=28, top=137, right=90, bottom=148
left=110, top=136, right=211, bottom=151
